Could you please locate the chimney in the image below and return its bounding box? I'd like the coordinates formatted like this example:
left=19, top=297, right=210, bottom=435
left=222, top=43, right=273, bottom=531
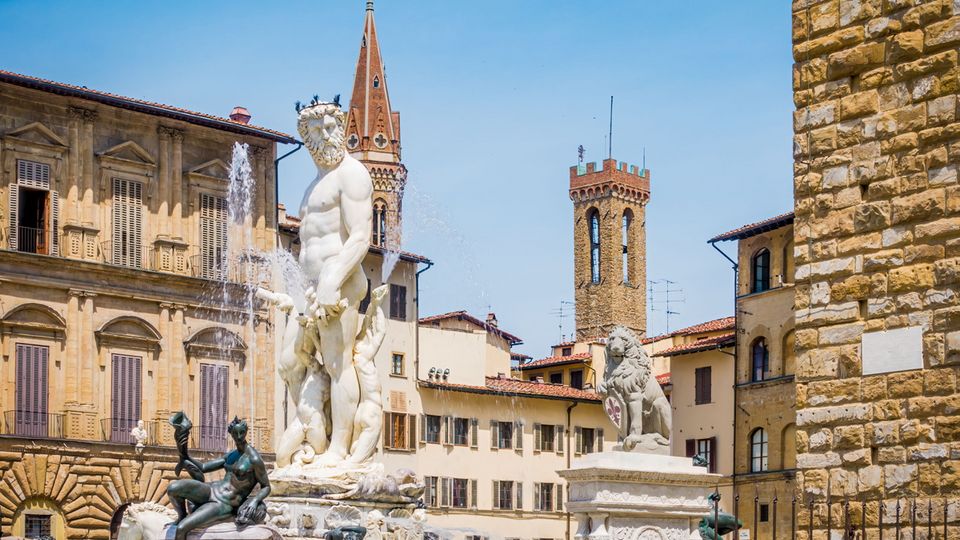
left=230, top=106, right=251, bottom=124
left=486, top=312, right=498, bottom=327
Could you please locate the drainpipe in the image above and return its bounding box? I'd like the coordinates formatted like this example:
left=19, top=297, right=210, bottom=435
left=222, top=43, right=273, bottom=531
left=415, top=260, right=434, bottom=386
left=709, top=240, right=739, bottom=504
left=273, top=141, right=303, bottom=243
left=565, top=401, right=578, bottom=540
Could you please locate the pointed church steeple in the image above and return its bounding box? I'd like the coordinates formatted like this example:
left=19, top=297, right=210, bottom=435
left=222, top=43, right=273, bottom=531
left=347, top=0, right=406, bottom=250
left=346, top=0, right=401, bottom=164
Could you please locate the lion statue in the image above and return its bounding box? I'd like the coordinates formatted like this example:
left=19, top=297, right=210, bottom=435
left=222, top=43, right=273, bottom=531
left=597, top=326, right=671, bottom=452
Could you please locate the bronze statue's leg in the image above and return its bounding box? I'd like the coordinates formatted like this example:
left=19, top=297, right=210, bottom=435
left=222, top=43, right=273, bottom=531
left=174, top=501, right=232, bottom=540
left=168, top=479, right=212, bottom=521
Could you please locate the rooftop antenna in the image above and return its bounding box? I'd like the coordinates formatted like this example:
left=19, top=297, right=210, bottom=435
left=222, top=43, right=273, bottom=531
left=608, top=96, right=614, bottom=160
left=549, top=300, right=576, bottom=344
left=648, top=279, right=686, bottom=333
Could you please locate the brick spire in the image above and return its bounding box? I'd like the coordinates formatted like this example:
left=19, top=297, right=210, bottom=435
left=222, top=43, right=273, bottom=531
left=346, top=0, right=401, bottom=164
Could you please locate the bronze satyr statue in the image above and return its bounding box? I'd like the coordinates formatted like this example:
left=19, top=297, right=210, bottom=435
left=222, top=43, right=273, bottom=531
left=166, top=412, right=271, bottom=540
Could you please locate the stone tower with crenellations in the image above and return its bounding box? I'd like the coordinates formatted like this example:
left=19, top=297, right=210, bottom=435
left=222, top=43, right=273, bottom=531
left=346, top=0, right=406, bottom=250
left=569, top=158, right=650, bottom=341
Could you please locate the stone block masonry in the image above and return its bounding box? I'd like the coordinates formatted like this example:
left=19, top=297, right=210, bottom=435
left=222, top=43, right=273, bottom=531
left=793, top=0, right=960, bottom=537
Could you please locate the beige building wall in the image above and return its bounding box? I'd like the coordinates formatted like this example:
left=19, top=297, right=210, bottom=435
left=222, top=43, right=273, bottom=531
left=0, top=75, right=288, bottom=538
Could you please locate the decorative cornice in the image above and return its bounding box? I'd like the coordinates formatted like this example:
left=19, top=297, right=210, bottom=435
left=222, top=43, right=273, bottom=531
left=157, top=126, right=184, bottom=141
left=67, top=106, right=98, bottom=122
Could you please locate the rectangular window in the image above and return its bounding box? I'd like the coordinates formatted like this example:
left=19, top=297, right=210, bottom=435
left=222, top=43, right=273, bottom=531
left=391, top=353, right=405, bottom=376
left=570, top=369, right=584, bottom=389
left=384, top=412, right=416, bottom=450
left=549, top=372, right=563, bottom=384
left=498, top=421, right=513, bottom=449
left=424, top=476, right=438, bottom=507
left=199, top=194, right=227, bottom=280
left=582, top=428, right=596, bottom=454
left=453, top=417, right=470, bottom=446
left=110, top=354, right=142, bottom=444
left=389, top=283, right=407, bottom=320
left=111, top=177, right=144, bottom=268
left=24, top=514, right=51, bottom=538
left=11, top=160, right=57, bottom=256
left=199, top=363, right=229, bottom=452
left=15, top=343, right=49, bottom=438
left=561, top=346, right=572, bottom=356
left=539, top=424, right=556, bottom=452
left=452, top=478, right=469, bottom=508
left=535, top=483, right=555, bottom=512
left=697, top=437, right=716, bottom=473
left=759, top=503, right=770, bottom=522
left=695, top=366, right=712, bottom=405
left=423, top=415, right=441, bottom=444
left=495, top=480, right=514, bottom=510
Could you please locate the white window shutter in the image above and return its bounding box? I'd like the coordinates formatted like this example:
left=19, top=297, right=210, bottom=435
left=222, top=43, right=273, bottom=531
left=516, top=481, right=523, bottom=510
left=492, top=480, right=499, bottom=509
left=470, top=479, right=477, bottom=510
left=440, top=477, right=450, bottom=507
left=9, top=184, right=18, bottom=251
left=49, top=190, right=59, bottom=257
left=470, top=418, right=478, bottom=448
left=382, top=412, right=391, bottom=449
left=534, top=423, right=542, bottom=452
left=533, top=482, right=541, bottom=511
left=555, top=483, right=562, bottom=512
left=419, top=414, right=427, bottom=444
left=575, top=426, right=583, bottom=455
left=407, top=413, right=416, bottom=450
left=557, top=425, right=565, bottom=456
left=514, top=420, right=523, bottom=452
left=442, top=415, right=452, bottom=445
left=490, top=420, right=499, bottom=449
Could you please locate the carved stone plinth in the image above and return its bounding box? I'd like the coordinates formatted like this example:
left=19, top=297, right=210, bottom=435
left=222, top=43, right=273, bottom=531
left=265, top=498, right=423, bottom=539
left=559, top=451, right=720, bottom=540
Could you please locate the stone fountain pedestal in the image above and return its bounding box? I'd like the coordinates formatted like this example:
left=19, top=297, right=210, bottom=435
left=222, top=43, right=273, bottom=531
left=265, top=464, right=425, bottom=539
left=559, top=449, right=720, bottom=540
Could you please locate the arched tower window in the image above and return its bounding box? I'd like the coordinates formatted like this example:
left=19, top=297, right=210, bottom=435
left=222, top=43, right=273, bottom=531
left=750, top=428, right=768, bottom=472
left=372, top=200, right=387, bottom=247
left=588, top=209, right=601, bottom=284
left=751, top=248, right=771, bottom=293
left=751, top=337, right=768, bottom=382
left=373, top=76, right=380, bottom=88
left=622, top=209, right=633, bottom=284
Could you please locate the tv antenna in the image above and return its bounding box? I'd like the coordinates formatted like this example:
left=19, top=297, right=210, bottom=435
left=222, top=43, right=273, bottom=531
left=608, top=96, right=614, bottom=159
left=548, top=300, right=576, bottom=343
left=648, top=279, right=686, bottom=333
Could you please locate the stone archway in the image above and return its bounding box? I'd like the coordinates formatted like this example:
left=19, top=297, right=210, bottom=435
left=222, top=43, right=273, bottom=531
left=109, top=502, right=131, bottom=540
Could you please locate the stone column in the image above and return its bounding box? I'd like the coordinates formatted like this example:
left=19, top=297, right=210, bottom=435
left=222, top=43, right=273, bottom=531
left=171, top=129, right=184, bottom=239
left=157, top=303, right=172, bottom=417
left=78, top=291, right=96, bottom=406
left=156, top=127, right=171, bottom=237
left=587, top=512, right=609, bottom=540
left=65, top=289, right=82, bottom=404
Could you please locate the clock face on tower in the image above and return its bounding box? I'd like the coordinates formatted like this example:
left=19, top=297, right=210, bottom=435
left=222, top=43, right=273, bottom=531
left=347, top=134, right=359, bottom=150
left=374, top=132, right=388, bottom=149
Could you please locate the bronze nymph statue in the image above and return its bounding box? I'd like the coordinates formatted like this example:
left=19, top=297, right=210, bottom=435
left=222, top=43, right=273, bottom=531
left=166, top=412, right=271, bottom=540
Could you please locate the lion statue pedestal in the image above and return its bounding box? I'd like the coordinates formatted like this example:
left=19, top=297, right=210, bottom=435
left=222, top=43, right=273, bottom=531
left=558, top=326, right=725, bottom=540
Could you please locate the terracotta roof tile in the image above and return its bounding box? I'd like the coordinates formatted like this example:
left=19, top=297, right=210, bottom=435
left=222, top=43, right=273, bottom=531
left=709, top=211, right=795, bottom=243
left=419, top=311, right=523, bottom=345
left=0, top=69, right=296, bottom=143
left=653, top=332, right=735, bottom=357
left=642, top=316, right=735, bottom=344
left=515, top=352, right=591, bottom=370
left=656, top=372, right=672, bottom=385
left=510, top=352, right=532, bottom=360
left=421, top=376, right=601, bottom=402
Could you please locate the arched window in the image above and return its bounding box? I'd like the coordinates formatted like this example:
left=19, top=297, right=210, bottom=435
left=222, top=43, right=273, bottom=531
left=750, top=428, right=768, bottom=472
left=751, top=337, right=768, bottom=382
left=782, top=330, right=796, bottom=376
left=622, top=210, right=633, bottom=284
left=372, top=200, right=387, bottom=247
left=373, top=76, right=380, bottom=88
left=751, top=248, right=771, bottom=293
left=589, top=209, right=601, bottom=284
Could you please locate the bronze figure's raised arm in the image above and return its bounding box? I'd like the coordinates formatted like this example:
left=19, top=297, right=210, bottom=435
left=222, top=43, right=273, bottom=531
left=166, top=413, right=271, bottom=540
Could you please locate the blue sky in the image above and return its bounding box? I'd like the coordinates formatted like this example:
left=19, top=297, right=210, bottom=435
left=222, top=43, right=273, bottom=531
left=1, top=1, right=793, bottom=357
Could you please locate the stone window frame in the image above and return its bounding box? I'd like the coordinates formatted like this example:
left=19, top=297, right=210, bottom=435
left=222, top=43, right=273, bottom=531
left=750, top=427, right=769, bottom=473
left=751, top=337, right=770, bottom=382
left=750, top=247, right=771, bottom=293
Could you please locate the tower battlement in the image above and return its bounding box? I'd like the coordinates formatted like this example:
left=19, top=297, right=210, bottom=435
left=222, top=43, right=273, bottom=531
left=569, top=158, right=650, bottom=204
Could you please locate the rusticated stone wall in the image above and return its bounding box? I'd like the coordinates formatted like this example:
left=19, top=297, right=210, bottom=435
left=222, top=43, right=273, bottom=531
left=792, top=0, right=960, bottom=536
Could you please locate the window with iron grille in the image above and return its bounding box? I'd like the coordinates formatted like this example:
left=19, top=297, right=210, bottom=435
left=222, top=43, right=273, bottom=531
left=24, top=514, right=51, bottom=538
left=112, top=178, right=143, bottom=268
left=200, top=194, right=227, bottom=280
